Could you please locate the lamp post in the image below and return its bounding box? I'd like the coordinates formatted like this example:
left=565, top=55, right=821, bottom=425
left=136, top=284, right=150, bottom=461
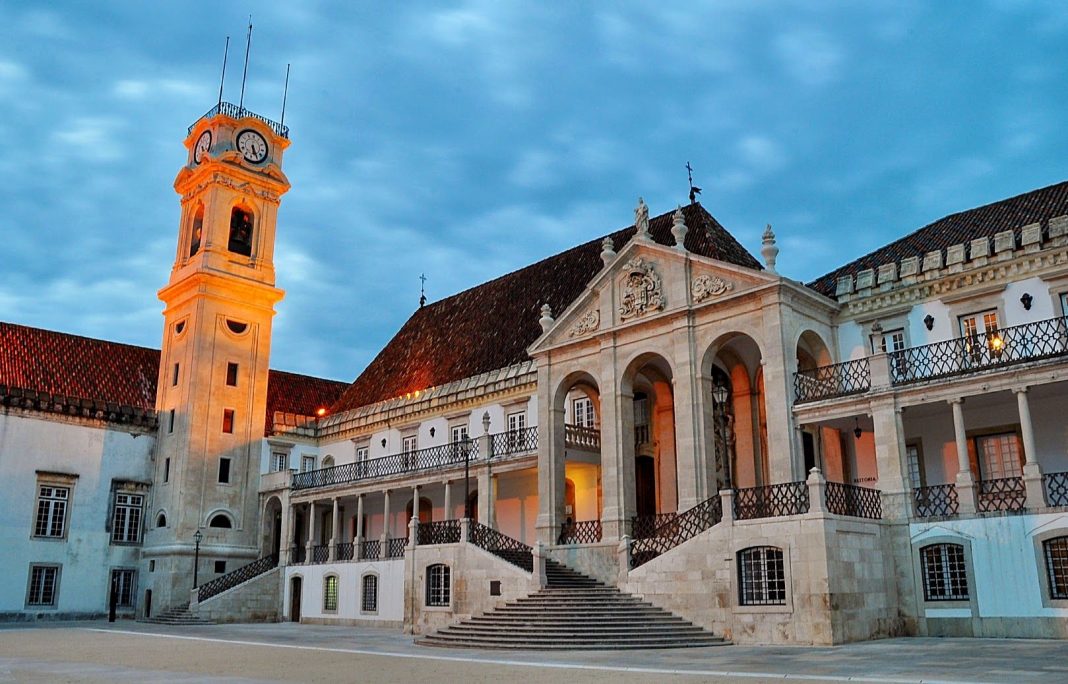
left=712, top=383, right=732, bottom=488
left=192, top=529, right=203, bottom=589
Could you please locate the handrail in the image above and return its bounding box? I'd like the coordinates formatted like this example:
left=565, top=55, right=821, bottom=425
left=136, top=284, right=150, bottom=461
left=188, top=101, right=290, bottom=138
left=469, top=522, right=532, bottom=571
left=556, top=520, right=602, bottom=545
left=733, top=481, right=809, bottom=520
left=490, top=426, right=538, bottom=458
left=794, top=359, right=871, bottom=403
left=631, top=495, right=722, bottom=569
left=417, top=520, right=462, bottom=545
left=292, top=439, right=478, bottom=490
left=197, top=552, right=278, bottom=602
left=1045, top=471, right=1068, bottom=507
left=564, top=424, right=600, bottom=451
left=824, top=482, right=882, bottom=519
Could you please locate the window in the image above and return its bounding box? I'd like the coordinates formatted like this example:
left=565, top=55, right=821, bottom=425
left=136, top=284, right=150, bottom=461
left=27, top=565, right=59, bottom=607
left=34, top=485, right=69, bottom=538
left=323, top=575, right=339, bottom=612
left=450, top=424, right=469, bottom=444
left=209, top=514, right=232, bottom=529
left=214, top=560, right=227, bottom=574
left=573, top=397, right=595, bottom=428
left=426, top=563, right=451, bottom=607
left=163, top=458, right=171, bottom=483
left=225, top=362, right=238, bottom=387
left=361, top=574, right=378, bottom=613
left=168, top=409, right=175, bottom=434
left=906, top=442, right=926, bottom=489
left=228, top=207, right=253, bottom=256
left=301, top=455, right=316, bottom=472
left=920, top=543, right=969, bottom=601
left=507, top=411, right=526, bottom=451
left=189, top=204, right=204, bottom=257
left=1061, top=293, right=1068, bottom=317
left=633, top=394, right=650, bottom=446
left=402, top=435, right=418, bottom=454
left=111, top=492, right=143, bottom=544
left=321, top=456, right=335, bottom=469
left=1045, top=537, right=1068, bottom=600
left=959, top=309, right=1002, bottom=362
left=355, top=446, right=369, bottom=462
left=172, top=363, right=180, bottom=386
left=110, top=568, right=135, bottom=608
left=271, top=451, right=288, bottom=472
left=218, top=458, right=231, bottom=484
left=974, top=432, right=1023, bottom=480
left=871, top=327, right=908, bottom=377
left=156, top=512, right=167, bottom=528
left=222, top=409, right=235, bottom=434
left=738, top=546, right=786, bottom=606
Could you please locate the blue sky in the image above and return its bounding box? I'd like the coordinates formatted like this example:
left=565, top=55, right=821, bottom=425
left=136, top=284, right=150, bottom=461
left=2, top=2, right=1068, bottom=382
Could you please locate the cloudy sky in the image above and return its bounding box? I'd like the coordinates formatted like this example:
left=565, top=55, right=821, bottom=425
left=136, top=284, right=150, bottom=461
left=2, top=2, right=1068, bottom=382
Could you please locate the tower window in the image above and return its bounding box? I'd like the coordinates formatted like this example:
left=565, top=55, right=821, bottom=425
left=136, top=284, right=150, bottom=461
left=168, top=409, right=175, bottom=433
left=222, top=409, right=235, bottom=434
left=209, top=514, right=232, bottom=529
left=218, top=457, right=231, bottom=484
left=163, top=458, right=170, bottom=483
left=172, top=363, right=180, bottom=386
left=189, top=205, right=204, bottom=257
left=228, top=207, right=253, bottom=257
left=226, top=362, right=239, bottom=386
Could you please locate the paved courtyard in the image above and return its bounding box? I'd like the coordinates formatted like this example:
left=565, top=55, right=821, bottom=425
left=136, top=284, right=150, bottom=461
left=0, top=621, right=1066, bottom=683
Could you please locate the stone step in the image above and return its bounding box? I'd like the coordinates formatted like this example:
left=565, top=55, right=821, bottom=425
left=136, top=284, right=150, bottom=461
left=468, top=614, right=690, bottom=625
left=443, top=626, right=711, bottom=638
left=418, top=633, right=726, bottom=650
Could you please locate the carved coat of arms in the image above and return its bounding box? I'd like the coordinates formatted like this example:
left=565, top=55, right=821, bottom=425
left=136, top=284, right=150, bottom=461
left=691, top=274, right=733, bottom=303
left=569, top=309, right=600, bottom=337
left=618, top=257, right=665, bottom=321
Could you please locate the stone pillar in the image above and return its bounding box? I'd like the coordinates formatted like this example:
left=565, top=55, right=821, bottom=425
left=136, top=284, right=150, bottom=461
left=305, top=501, right=316, bottom=563
left=598, top=341, right=632, bottom=542
left=868, top=352, right=892, bottom=389
left=532, top=542, right=547, bottom=589
left=443, top=480, right=453, bottom=521
left=460, top=516, right=470, bottom=543
left=328, top=497, right=340, bottom=561
left=477, top=470, right=494, bottom=528
left=672, top=319, right=703, bottom=510
left=719, top=488, right=735, bottom=524
left=1016, top=388, right=1046, bottom=508
left=617, top=535, right=631, bottom=585
left=355, top=494, right=365, bottom=561
left=871, top=398, right=911, bottom=519
left=535, top=362, right=567, bottom=544
left=950, top=399, right=977, bottom=513
left=762, top=308, right=801, bottom=482
left=807, top=467, right=827, bottom=514
left=380, top=489, right=391, bottom=548
left=283, top=502, right=296, bottom=565
left=408, top=516, right=418, bottom=548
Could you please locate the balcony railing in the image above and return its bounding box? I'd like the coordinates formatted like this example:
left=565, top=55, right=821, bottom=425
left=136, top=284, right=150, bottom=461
left=824, top=482, right=882, bottom=519
left=914, top=484, right=959, bottom=517
left=417, top=520, right=462, bottom=545
left=188, top=101, right=290, bottom=138
left=1045, top=471, right=1068, bottom=507
left=630, top=512, right=679, bottom=540
left=292, top=439, right=478, bottom=490
left=794, top=359, right=871, bottom=403
left=490, top=426, right=538, bottom=458
left=469, top=521, right=532, bottom=571
left=335, top=542, right=354, bottom=561
left=556, top=520, right=602, bottom=545
left=359, top=539, right=381, bottom=560
left=290, top=544, right=306, bottom=564
left=311, top=544, right=330, bottom=564
left=733, top=481, right=810, bottom=520
left=564, top=424, right=600, bottom=451
left=891, top=315, right=1068, bottom=386
left=197, top=552, right=278, bottom=603
left=631, top=494, right=723, bottom=569
left=385, top=537, right=407, bottom=559
left=977, top=476, right=1026, bottom=513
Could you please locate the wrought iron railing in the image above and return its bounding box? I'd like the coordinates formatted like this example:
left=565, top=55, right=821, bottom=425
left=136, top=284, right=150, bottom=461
left=290, top=544, right=306, bottom=564
left=733, top=481, right=810, bottom=520
left=556, top=520, right=602, bottom=545
left=564, top=424, right=601, bottom=451
left=914, top=484, right=959, bottom=517
left=794, top=359, right=871, bottom=403
left=490, top=426, right=538, bottom=458
left=977, top=476, right=1026, bottom=513
left=188, top=101, right=290, bottom=138
left=359, top=539, right=381, bottom=561
left=311, top=544, right=330, bottom=564
left=335, top=542, right=354, bottom=561
left=385, top=537, right=407, bottom=559
left=469, top=522, right=533, bottom=571
left=417, top=519, right=462, bottom=545
left=631, top=495, right=723, bottom=569
left=197, top=552, right=278, bottom=602
left=292, top=439, right=478, bottom=490
left=824, top=482, right=882, bottom=519
left=890, top=315, right=1068, bottom=386
left=1045, top=471, right=1068, bottom=507
left=630, top=512, right=679, bottom=540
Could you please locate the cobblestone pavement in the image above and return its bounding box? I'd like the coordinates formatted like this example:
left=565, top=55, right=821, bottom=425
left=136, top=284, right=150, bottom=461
left=1, top=621, right=1066, bottom=683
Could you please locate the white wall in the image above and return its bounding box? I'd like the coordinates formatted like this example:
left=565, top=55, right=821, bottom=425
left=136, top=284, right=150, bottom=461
left=284, top=559, right=404, bottom=623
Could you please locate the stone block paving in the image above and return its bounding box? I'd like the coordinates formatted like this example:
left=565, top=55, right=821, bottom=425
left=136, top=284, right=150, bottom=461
left=2, top=621, right=1067, bottom=683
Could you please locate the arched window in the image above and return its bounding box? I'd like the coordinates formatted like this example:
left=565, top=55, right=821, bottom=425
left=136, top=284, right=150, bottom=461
left=738, top=546, right=786, bottom=606
left=323, top=574, right=338, bottom=612
left=209, top=513, right=233, bottom=529
left=322, top=455, right=335, bottom=469
left=361, top=573, right=379, bottom=613
left=920, top=543, right=969, bottom=601
left=228, top=207, right=253, bottom=256
left=156, top=512, right=167, bottom=528
left=425, top=563, right=450, bottom=607
left=1043, top=536, right=1068, bottom=600
left=189, top=204, right=204, bottom=257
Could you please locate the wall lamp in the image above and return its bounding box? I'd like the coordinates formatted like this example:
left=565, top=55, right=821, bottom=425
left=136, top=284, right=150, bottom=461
left=1021, top=292, right=1033, bottom=311
left=924, top=314, right=935, bottom=331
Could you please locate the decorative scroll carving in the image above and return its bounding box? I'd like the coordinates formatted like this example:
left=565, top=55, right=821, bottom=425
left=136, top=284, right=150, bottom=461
left=618, top=257, right=664, bottom=321
left=569, top=309, right=600, bottom=337
left=691, top=274, right=733, bottom=303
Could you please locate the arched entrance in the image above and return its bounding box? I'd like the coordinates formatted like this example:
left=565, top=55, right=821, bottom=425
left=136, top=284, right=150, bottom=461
left=623, top=353, right=678, bottom=521
left=289, top=577, right=302, bottom=622
left=261, top=496, right=282, bottom=556
left=705, top=333, right=769, bottom=489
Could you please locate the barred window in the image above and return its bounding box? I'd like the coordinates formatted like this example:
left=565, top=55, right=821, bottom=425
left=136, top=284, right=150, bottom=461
left=361, top=574, right=378, bottom=613
left=323, top=575, right=338, bottom=612
left=34, top=486, right=69, bottom=538
left=920, top=543, right=969, bottom=601
left=110, top=568, right=136, bottom=607
left=426, top=563, right=450, bottom=607
left=27, top=565, right=59, bottom=606
left=1044, top=536, right=1068, bottom=600
left=111, top=493, right=143, bottom=543
left=738, top=546, right=786, bottom=605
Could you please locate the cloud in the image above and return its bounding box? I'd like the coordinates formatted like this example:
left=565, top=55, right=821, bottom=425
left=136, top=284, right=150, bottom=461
left=50, top=118, right=126, bottom=163
left=774, top=28, right=843, bottom=87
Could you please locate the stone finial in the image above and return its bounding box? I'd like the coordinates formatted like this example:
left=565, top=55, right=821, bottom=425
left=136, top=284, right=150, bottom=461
left=671, top=205, right=688, bottom=251
left=538, top=304, right=554, bottom=333
left=760, top=223, right=779, bottom=273
left=634, top=197, right=651, bottom=239
left=482, top=411, right=491, bottom=434
left=600, top=236, right=616, bottom=267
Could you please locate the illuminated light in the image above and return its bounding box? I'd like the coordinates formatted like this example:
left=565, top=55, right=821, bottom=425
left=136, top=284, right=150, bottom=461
left=316, top=407, right=327, bottom=417
left=990, top=336, right=1004, bottom=351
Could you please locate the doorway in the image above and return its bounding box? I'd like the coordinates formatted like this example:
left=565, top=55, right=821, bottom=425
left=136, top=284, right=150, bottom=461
left=290, top=577, right=302, bottom=622
left=635, top=455, right=656, bottom=516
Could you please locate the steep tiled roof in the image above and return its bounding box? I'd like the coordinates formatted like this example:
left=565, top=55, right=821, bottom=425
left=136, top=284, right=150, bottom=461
left=332, top=203, right=761, bottom=413
left=808, top=180, right=1068, bottom=297
left=0, top=321, right=345, bottom=432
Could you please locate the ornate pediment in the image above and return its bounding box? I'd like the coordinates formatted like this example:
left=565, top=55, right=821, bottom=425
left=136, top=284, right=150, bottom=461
left=619, top=256, right=665, bottom=321
left=691, top=273, right=733, bottom=303
left=569, top=309, right=600, bottom=337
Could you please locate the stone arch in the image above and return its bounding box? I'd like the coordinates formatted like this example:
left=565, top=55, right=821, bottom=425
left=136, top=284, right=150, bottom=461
left=551, top=369, right=603, bottom=529
left=796, top=329, right=833, bottom=372
left=155, top=509, right=168, bottom=528
left=621, top=351, right=678, bottom=519
left=188, top=202, right=204, bottom=257
left=228, top=203, right=254, bottom=256
left=406, top=496, right=433, bottom=525
left=262, top=496, right=283, bottom=556
left=702, top=332, right=768, bottom=489
left=207, top=510, right=235, bottom=529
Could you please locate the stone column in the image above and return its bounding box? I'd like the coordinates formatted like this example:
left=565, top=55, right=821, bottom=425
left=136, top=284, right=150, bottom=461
left=598, top=341, right=632, bottom=542
left=380, top=489, right=391, bottom=549
left=328, top=497, right=340, bottom=561
left=807, top=467, right=827, bottom=514
left=355, top=494, right=365, bottom=561
left=672, top=318, right=703, bottom=510
left=477, top=470, right=493, bottom=528
left=282, top=502, right=296, bottom=566
left=1015, top=387, right=1045, bottom=508
left=305, top=501, right=315, bottom=563
left=871, top=397, right=912, bottom=519
left=535, top=362, right=567, bottom=544
left=532, top=542, right=547, bottom=589
left=719, top=488, right=735, bottom=524
left=761, top=307, right=801, bottom=483
left=950, top=399, right=977, bottom=513
left=443, top=480, right=453, bottom=521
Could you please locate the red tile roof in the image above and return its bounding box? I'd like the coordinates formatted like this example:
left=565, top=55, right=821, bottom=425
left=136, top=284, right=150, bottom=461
left=331, top=203, right=760, bottom=413
left=808, top=179, right=1068, bottom=297
left=0, top=321, right=346, bottom=432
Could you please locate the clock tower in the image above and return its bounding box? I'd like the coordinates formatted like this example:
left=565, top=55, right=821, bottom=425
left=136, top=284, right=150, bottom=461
left=142, top=103, right=290, bottom=611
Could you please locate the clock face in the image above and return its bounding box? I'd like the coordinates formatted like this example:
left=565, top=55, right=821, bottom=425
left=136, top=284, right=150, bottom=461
left=193, top=130, right=211, bottom=164
left=236, top=129, right=268, bottom=164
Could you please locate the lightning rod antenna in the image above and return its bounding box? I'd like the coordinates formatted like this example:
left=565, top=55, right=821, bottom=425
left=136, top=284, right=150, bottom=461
left=239, top=16, right=253, bottom=111
left=280, top=63, right=291, bottom=128
left=217, top=36, right=230, bottom=109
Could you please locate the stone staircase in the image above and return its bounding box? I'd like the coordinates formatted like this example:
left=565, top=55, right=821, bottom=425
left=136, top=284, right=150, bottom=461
left=417, top=559, right=726, bottom=650
left=141, top=602, right=215, bottom=626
